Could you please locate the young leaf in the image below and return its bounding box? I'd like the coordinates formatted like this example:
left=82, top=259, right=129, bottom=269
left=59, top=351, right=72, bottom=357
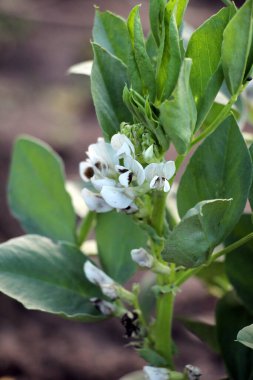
left=0, top=235, right=102, bottom=321
left=159, top=58, right=197, bottom=154
left=93, top=9, right=130, bottom=64
left=225, top=214, right=253, bottom=313
left=91, top=43, right=132, bottom=140
left=156, top=5, right=182, bottom=101
left=163, top=199, right=232, bottom=268
left=96, top=211, right=147, bottom=283
left=222, top=0, right=253, bottom=95
left=8, top=137, right=76, bottom=243
left=216, top=292, right=253, bottom=380
left=179, top=318, right=220, bottom=353
left=149, top=0, right=167, bottom=46
left=127, top=6, right=156, bottom=100
left=186, top=6, right=236, bottom=129
left=177, top=116, right=252, bottom=239
left=237, top=324, right=253, bottom=350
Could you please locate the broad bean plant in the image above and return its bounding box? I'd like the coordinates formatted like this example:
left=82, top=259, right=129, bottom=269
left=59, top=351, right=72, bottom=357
left=2, top=0, right=253, bottom=379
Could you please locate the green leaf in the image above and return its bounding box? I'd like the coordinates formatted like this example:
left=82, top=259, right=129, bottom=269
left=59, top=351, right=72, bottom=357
left=127, top=6, right=156, bottom=100
left=156, top=5, right=182, bottom=101
left=8, top=137, right=76, bottom=243
left=186, top=6, right=235, bottom=129
left=149, top=0, right=167, bottom=46
left=166, top=0, right=189, bottom=28
left=225, top=214, right=253, bottom=313
left=177, top=116, right=252, bottom=239
left=91, top=43, right=132, bottom=140
left=163, top=199, right=232, bottom=268
left=159, top=58, right=197, bottom=154
left=216, top=292, right=253, bottom=380
left=138, top=347, right=167, bottom=367
left=93, top=9, right=130, bottom=64
left=96, top=211, right=147, bottom=283
left=0, top=235, right=102, bottom=321
left=222, top=0, right=253, bottom=94
left=179, top=318, right=220, bottom=353
left=237, top=324, right=253, bottom=350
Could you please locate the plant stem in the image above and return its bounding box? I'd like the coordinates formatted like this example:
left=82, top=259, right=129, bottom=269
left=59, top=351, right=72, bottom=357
left=211, top=232, right=253, bottom=262
left=191, top=94, right=238, bottom=147
left=151, top=191, right=175, bottom=368
left=77, top=211, right=95, bottom=246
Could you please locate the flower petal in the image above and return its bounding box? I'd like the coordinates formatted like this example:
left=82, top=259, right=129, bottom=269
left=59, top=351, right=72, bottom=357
left=150, top=175, right=160, bottom=189
left=131, top=248, right=154, bottom=268
left=101, top=186, right=135, bottom=209
left=79, top=161, right=94, bottom=181
left=162, top=161, right=176, bottom=180
left=84, top=261, right=114, bottom=287
left=163, top=180, right=170, bottom=193
left=111, top=133, right=135, bottom=157
left=81, top=188, right=112, bottom=213
left=118, top=170, right=133, bottom=187
left=88, top=139, right=118, bottom=169
left=91, top=177, right=116, bottom=192
left=124, top=156, right=145, bottom=185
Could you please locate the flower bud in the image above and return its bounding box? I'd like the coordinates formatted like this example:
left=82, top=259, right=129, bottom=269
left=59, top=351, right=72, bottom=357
left=131, top=248, right=154, bottom=269
left=90, top=298, right=116, bottom=316
left=184, top=364, right=202, bottom=380
left=84, top=261, right=117, bottom=299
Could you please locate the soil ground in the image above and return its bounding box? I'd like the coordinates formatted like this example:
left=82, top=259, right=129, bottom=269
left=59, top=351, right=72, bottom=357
left=0, top=1, right=243, bottom=379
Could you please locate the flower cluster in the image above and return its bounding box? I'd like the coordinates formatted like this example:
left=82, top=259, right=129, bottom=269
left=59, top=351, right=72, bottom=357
left=79, top=133, right=175, bottom=213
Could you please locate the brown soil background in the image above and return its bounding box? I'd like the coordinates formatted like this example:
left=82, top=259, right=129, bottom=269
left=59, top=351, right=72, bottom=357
left=0, top=1, right=245, bottom=379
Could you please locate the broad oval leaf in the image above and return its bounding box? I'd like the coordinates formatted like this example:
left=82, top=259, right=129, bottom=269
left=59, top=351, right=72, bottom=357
left=163, top=199, right=232, bottom=268
left=216, top=292, right=253, bottom=380
left=8, top=137, right=76, bottom=243
left=237, top=324, right=253, bottom=350
left=93, top=9, right=130, bottom=65
left=225, top=214, right=253, bottom=313
left=177, top=116, right=252, bottom=239
left=222, top=0, right=253, bottom=95
left=96, top=211, right=147, bottom=283
left=91, top=43, right=132, bottom=140
left=159, top=58, right=197, bottom=154
left=0, top=235, right=102, bottom=320
left=186, top=6, right=235, bottom=129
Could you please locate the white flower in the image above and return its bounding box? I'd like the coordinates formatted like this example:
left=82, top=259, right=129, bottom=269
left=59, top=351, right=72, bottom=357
left=81, top=188, right=112, bottom=213
left=116, top=156, right=145, bottom=187
left=131, top=248, right=154, bottom=268
left=90, top=298, right=116, bottom=316
left=145, top=161, right=176, bottom=192
left=101, top=186, right=135, bottom=209
left=84, top=261, right=118, bottom=299
left=80, top=138, right=119, bottom=182
left=111, top=133, right=135, bottom=157
left=184, top=365, right=202, bottom=380
left=143, top=366, right=170, bottom=380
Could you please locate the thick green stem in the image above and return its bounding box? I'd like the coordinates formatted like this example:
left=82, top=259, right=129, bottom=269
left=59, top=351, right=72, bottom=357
left=77, top=211, right=95, bottom=246
left=150, top=191, right=175, bottom=368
